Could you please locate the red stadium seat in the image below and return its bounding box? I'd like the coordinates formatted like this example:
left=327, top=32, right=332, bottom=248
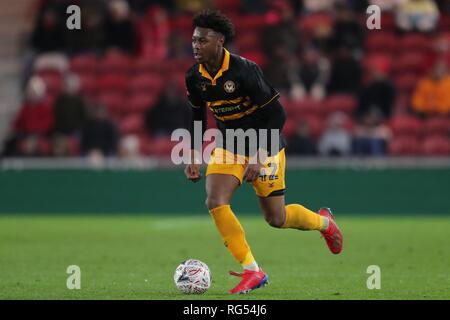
left=438, top=15, right=450, bottom=32
left=234, top=15, right=266, bottom=31
left=168, top=14, right=192, bottom=30
left=299, top=13, right=333, bottom=33
left=128, top=93, right=159, bottom=113
left=140, top=136, right=176, bottom=156
left=283, top=98, right=324, bottom=119
left=119, top=114, right=145, bottom=135
left=389, top=115, right=423, bottom=137
left=96, top=92, right=126, bottom=115
left=70, top=54, right=98, bottom=74
left=98, top=74, right=128, bottom=93
left=394, top=73, right=420, bottom=94
left=236, top=32, right=261, bottom=51
left=35, top=70, right=63, bottom=96
left=128, top=75, right=164, bottom=94
left=163, top=58, right=194, bottom=74
left=388, top=135, right=421, bottom=155
left=398, top=34, right=431, bottom=54
left=365, top=33, right=397, bottom=54
left=323, top=94, right=357, bottom=114
left=132, top=56, right=165, bottom=74
left=380, top=14, right=396, bottom=31
left=97, top=52, right=132, bottom=74
left=213, top=0, right=241, bottom=13
left=424, top=117, right=450, bottom=136
left=282, top=118, right=296, bottom=138
left=392, top=93, right=411, bottom=114
left=239, top=51, right=266, bottom=66
left=422, top=135, right=450, bottom=155
left=391, top=52, right=425, bottom=75
left=301, top=114, right=325, bottom=139
left=77, top=73, right=98, bottom=97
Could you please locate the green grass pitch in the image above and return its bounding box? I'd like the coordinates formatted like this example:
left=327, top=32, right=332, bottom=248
left=0, top=215, right=449, bottom=299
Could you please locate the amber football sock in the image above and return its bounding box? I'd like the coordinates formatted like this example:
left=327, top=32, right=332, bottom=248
left=282, top=204, right=327, bottom=231
left=209, top=204, right=258, bottom=271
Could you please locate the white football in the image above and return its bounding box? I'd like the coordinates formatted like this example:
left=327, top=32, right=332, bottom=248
left=174, top=259, right=211, bottom=294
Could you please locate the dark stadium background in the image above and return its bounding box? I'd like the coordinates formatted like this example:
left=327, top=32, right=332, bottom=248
left=0, top=0, right=449, bottom=300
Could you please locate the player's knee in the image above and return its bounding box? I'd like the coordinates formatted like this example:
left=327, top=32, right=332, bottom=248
left=264, top=215, right=285, bottom=228
left=205, top=196, right=228, bottom=210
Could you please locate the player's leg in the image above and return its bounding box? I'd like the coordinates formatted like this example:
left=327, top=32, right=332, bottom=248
left=253, top=148, right=343, bottom=253
left=206, top=147, right=269, bottom=294
left=206, top=173, right=268, bottom=294
left=258, top=195, right=325, bottom=231
left=206, top=173, right=259, bottom=270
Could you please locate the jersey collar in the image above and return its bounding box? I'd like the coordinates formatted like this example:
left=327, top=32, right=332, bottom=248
left=198, top=48, right=230, bottom=86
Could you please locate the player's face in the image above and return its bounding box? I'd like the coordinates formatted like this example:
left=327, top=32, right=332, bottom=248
left=192, top=27, right=224, bottom=64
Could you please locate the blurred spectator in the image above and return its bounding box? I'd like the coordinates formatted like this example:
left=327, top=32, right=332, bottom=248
left=357, top=64, right=396, bottom=119
left=118, top=134, right=141, bottom=159
left=396, top=0, right=439, bottom=33
left=328, top=46, right=362, bottom=94
left=353, top=108, right=392, bottom=156
left=331, top=2, right=365, bottom=53
left=127, top=0, right=176, bottom=14
left=81, top=106, right=119, bottom=156
left=263, top=48, right=294, bottom=94
left=262, top=2, right=300, bottom=59
left=176, top=0, right=210, bottom=13
left=168, top=33, right=192, bottom=59
left=14, top=76, right=53, bottom=136
left=53, top=74, right=87, bottom=135
left=30, top=6, right=65, bottom=53
left=2, top=77, right=54, bottom=157
left=105, top=0, right=138, bottom=54
left=369, top=0, right=403, bottom=12
left=412, top=60, right=450, bottom=116
left=290, top=47, right=330, bottom=101
left=140, top=5, right=170, bottom=58
left=347, top=0, right=370, bottom=13
left=65, top=0, right=108, bottom=54
left=51, top=134, right=78, bottom=157
left=144, top=84, right=190, bottom=137
left=318, top=112, right=352, bottom=156
left=242, top=0, right=268, bottom=13
left=286, top=120, right=317, bottom=155
left=423, top=33, right=450, bottom=71
left=302, top=0, right=337, bottom=12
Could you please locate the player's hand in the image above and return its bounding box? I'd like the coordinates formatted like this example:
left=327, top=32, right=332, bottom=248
left=185, top=164, right=201, bottom=182
left=243, top=163, right=264, bottom=182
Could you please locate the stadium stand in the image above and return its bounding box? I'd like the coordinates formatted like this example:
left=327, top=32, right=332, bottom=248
left=1, top=0, right=449, bottom=159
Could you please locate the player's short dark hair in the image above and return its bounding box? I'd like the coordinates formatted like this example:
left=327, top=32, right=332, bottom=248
left=193, top=9, right=235, bottom=45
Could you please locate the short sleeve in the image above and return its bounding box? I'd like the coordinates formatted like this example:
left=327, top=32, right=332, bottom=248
left=185, top=74, right=203, bottom=109
left=242, top=62, right=279, bottom=107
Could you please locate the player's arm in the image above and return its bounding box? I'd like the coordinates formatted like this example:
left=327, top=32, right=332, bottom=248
left=185, top=75, right=206, bottom=182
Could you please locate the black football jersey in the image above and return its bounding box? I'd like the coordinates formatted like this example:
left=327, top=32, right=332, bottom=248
left=185, top=49, right=285, bottom=155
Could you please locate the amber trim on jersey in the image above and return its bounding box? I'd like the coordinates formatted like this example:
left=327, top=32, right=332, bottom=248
left=211, top=92, right=281, bottom=122
left=259, top=93, right=280, bottom=109
left=198, top=49, right=231, bottom=86
left=213, top=105, right=259, bottom=121
left=207, top=96, right=245, bottom=108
